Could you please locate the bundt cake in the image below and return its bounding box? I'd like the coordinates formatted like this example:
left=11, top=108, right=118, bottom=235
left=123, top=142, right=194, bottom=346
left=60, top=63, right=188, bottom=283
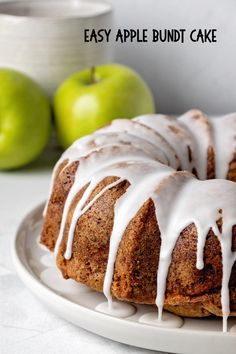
left=40, top=109, right=236, bottom=331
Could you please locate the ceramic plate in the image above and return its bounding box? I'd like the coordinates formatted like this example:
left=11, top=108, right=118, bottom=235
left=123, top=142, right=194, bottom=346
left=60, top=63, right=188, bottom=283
left=12, top=203, right=236, bottom=354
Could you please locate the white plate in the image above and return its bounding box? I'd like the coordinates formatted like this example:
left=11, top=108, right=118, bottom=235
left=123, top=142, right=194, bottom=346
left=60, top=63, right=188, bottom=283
left=12, top=203, right=236, bottom=354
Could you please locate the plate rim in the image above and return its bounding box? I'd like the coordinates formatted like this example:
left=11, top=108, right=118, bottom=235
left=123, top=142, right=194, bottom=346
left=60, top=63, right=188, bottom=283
left=11, top=202, right=236, bottom=354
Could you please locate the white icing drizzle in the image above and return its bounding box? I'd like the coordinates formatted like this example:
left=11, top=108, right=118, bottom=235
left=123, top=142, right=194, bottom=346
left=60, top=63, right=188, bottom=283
left=135, top=114, right=197, bottom=172
left=54, top=144, right=158, bottom=256
left=43, top=111, right=236, bottom=331
left=43, top=131, right=168, bottom=217
left=64, top=178, right=125, bottom=260
left=152, top=177, right=236, bottom=332
left=209, top=114, right=236, bottom=179
left=96, top=300, right=136, bottom=318
left=102, top=163, right=174, bottom=306
left=139, top=311, right=184, bottom=328
left=98, top=119, right=179, bottom=169
left=179, top=109, right=213, bottom=180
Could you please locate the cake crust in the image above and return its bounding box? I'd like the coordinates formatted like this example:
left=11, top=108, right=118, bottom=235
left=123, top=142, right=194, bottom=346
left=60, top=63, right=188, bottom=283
left=40, top=111, right=236, bottom=319
left=42, top=169, right=236, bottom=317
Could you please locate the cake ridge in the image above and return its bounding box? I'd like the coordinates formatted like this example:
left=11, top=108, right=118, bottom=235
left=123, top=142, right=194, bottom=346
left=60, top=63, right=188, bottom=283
left=209, top=113, right=236, bottom=179
left=54, top=146, right=161, bottom=256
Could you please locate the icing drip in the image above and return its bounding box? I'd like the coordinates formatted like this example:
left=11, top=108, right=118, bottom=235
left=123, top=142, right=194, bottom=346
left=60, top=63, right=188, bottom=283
left=135, top=114, right=196, bottom=172
left=43, top=111, right=236, bottom=332
left=139, top=311, right=184, bottom=328
left=179, top=110, right=213, bottom=180
left=65, top=178, right=124, bottom=259
left=54, top=144, right=158, bottom=256
left=98, top=119, right=179, bottom=169
left=220, top=216, right=236, bottom=332
left=60, top=160, right=173, bottom=266
left=95, top=300, right=136, bottom=318
left=43, top=131, right=168, bottom=217
left=209, top=114, right=236, bottom=179
left=102, top=163, right=174, bottom=305
left=153, top=177, right=236, bottom=332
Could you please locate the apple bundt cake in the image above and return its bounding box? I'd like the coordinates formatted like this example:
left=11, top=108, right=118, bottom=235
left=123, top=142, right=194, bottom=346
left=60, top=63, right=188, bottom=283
left=41, top=109, right=236, bottom=331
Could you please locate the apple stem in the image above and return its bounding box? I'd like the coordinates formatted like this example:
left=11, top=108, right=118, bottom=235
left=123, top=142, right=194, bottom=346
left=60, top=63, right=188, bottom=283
left=90, top=66, right=96, bottom=84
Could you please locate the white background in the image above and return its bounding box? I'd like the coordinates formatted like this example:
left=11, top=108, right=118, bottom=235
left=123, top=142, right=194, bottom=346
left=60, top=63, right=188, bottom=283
left=109, top=0, right=236, bottom=114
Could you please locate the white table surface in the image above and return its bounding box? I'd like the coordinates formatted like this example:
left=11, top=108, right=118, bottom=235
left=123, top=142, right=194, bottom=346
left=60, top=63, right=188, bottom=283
left=0, top=149, right=165, bottom=354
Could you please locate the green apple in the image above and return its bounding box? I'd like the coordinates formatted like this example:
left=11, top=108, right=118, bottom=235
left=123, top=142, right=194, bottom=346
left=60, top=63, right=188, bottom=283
left=54, top=64, right=155, bottom=149
left=0, top=68, right=51, bottom=170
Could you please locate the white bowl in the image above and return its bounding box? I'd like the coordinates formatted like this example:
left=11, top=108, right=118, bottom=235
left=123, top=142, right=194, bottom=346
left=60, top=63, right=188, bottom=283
left=0, top=0, right=113, bottom=96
